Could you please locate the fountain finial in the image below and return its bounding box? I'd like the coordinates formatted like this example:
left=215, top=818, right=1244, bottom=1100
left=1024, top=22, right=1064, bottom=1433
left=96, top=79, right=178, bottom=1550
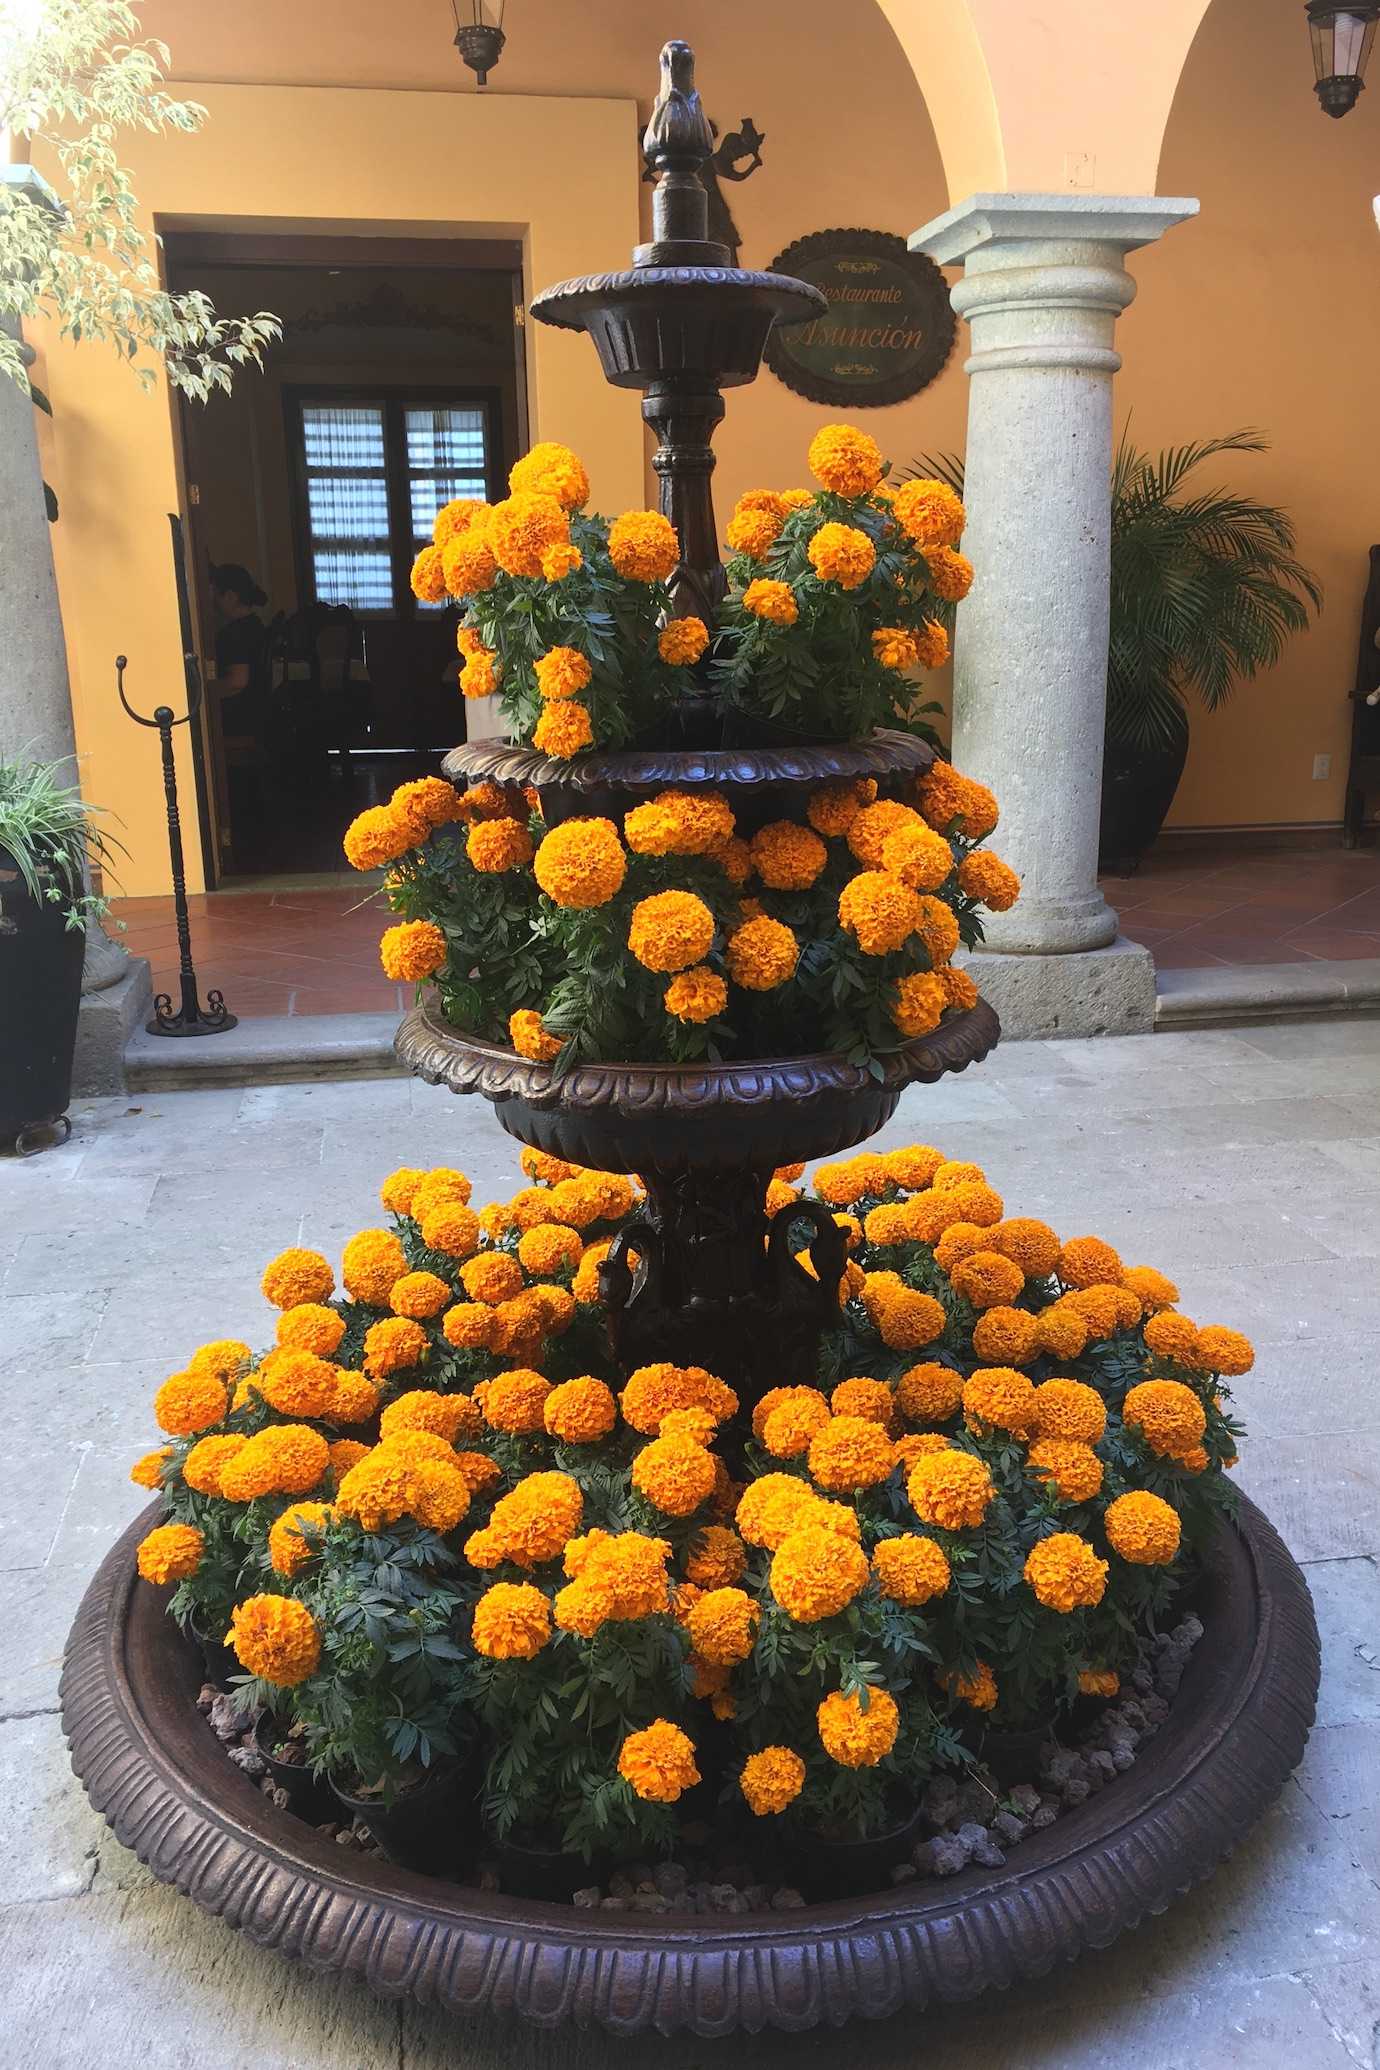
left=637, top=40, right=725, bottom=266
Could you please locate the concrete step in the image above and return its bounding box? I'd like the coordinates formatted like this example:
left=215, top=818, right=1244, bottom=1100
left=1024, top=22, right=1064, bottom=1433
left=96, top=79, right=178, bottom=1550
left=1156, top=956, right=1380, bottom=1029
left=123, top=1011, right=404, bottom=1090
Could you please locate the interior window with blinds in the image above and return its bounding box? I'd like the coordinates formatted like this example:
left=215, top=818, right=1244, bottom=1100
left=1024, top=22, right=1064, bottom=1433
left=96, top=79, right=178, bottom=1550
left=294, top=396, right=493, bottom=614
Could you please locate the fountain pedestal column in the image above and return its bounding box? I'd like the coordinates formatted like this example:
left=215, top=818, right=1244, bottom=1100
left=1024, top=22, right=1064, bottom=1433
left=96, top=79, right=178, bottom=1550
left=911, top=194, right=1197, bottom=1037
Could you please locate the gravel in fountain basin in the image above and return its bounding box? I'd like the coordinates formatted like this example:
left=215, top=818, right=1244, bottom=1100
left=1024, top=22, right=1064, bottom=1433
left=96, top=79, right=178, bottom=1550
left=198, top=1612, right=1202, bottom=1910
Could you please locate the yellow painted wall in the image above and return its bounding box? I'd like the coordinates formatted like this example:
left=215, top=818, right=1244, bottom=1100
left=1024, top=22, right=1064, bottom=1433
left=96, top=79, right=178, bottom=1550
left=36, top=85, right=648, bottom=894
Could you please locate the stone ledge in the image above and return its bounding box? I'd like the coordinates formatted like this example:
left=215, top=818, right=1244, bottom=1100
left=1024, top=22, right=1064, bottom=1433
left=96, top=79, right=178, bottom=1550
left=72, top=959, right=153, bottom=1098
left=961, top=935, right=1156, bottom=1040
left=1155, top=957, right=1380, bottom=1029
left=124, top=1012, right=405, bottom=1091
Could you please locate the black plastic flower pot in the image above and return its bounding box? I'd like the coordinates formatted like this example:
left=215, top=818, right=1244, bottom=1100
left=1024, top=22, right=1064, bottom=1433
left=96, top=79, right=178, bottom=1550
left=331, top=1759, right=474, bottom=1876
left=788, top=1799, right=926, bottom=1900
left=487, top=1823, right=607, bottom=1902
left=187, top=1616, right=230, bottom=1688
left=0, top=846, right=84, bottom=1150
left=977, top=1724, right=1054, bottom=1791
left=252, top=1716, right=336, bottom=1825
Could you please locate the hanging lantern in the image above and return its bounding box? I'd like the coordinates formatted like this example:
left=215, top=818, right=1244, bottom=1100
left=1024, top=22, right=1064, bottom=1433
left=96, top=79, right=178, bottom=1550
left=452, top=0, right=506, bottom=87
left=1305, top=1, right=1379, bottom=117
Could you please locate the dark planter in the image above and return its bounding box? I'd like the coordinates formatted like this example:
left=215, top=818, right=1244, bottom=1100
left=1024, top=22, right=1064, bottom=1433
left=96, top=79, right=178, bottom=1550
left=488, top=1823, right=606, bottom=1902
left=0, top=845, right=84, bottom=1150
left=186, top=1616, right=230, bottom=1688
left=975, top=1724, right=1053, bottom=1791
left=1099, top=726, right=1191, bottom=874
left=331, top=1759, right=473, bottom=1877
left=788, top=1800, right=927, bottom=1900
left=252, top=1715, right=335, bottom=1825
left=720, top=703, right=852, bottom=750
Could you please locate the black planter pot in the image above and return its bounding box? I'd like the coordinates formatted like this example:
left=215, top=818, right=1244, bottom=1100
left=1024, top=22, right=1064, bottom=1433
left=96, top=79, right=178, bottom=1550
left=977, top=1724, right=1054, bottom=1791
left=331, top=1759, right=473, bottom=1877
left=186, top=1617, right=229, bottom=1688
left=1099, top=727, right=1191, bottom=875
left=789, top=1800, right=926, bottom=1900
left=253, top=1716, right=335, bottom=1825
left=0, top=846, right=84, bottom=1152
left=720, top=704, right=851, bottom=750
left=489, top=1825, right=606, bottom=1902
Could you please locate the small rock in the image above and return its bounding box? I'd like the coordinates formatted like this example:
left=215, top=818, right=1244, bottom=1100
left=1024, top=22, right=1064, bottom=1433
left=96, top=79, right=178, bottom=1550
left=688, top=1881, right=715, bottom=1914
left=743, top=1884, right=769, bottom=1910
left=1130, top=1667, right=1155, bottom=1696
left=1030, top=1803, right=1060, bottom=1831
left=572, top=1887, right=601, bottom=1909
left=354, top=1824, right=373, bottom=1847
left=930, top=1835, right=971, bottom=1877
left=635, top=1879, right=657, bottom=1896
left=1143, top=1694, right=1170, bottom=1726
left=707, top=1884, right=740, bottom=1913
left=196, top=1683, right=218, bottom=1714
left=269, top=1784, right=290, bottom=1812
left=599, top=1895, right=629, bottom=1912
left=1061, top=1777, right=1091, bottom=1807
left=955, top=1821, right=990, bottom=1851
left=1175, top=1614, right=1204, bottom=1647
left=627, top=1862, right=655, bottom=1888
left=1043, top=1748, right=1083, bottom=1787
left=770, top=1887, right=805, bottom=1910
left=227, top=1745, right=267, bottom=1779
left=208, top=1693, right=244, bottom=1742
left=630, top=1891, right=670, bottom=1914
left=971, top=1834, right=1006, bottom=1869
left=991, top=1810, right=1028, bottom=1846
left=921, top=1776, right=959, bottom=1827
left=334, top=1827, right=359, bottom=1849
left=1118, top=1699, right=1148, bottom=1733
left=1111, top=1747, right=1136, bottom=1773
left=1087, top=1749, right=1117, bottom=1782
left=724, top=1893, right=751, bottom=1914
left=609, top=1869, right=635, bottom=1899
left=1009, top=1783, right=1042, bottom=1818
left=890, top=1862, right=918, bottom=1885
left=653, top=1861, right=688, bottom=1896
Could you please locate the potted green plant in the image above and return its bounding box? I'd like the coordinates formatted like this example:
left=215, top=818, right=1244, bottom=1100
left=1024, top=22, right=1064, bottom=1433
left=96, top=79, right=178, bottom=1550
left=912, top=433, right=1321, bottom=871
left=0, top=756, right=121, bottom=1150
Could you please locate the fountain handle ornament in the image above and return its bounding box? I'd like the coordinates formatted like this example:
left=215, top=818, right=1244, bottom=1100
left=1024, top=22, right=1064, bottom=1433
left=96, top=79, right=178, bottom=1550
left=638, top=40, right=727, bottom=266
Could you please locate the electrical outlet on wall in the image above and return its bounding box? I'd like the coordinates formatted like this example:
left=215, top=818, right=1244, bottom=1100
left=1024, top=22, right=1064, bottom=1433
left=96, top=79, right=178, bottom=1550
left=1313, top=753, right=1332, bottom=780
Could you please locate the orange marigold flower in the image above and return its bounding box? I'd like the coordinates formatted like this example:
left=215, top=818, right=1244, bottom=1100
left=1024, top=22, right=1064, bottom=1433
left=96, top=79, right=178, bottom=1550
left=259, top=1349, right=338, bottom=1419
left=467, top=818, right=534, bottom=874
left=563, top=1526, right=672, bottom=1618
left=838, top=870, right=922, bottom=955
left=1123, top=1265, right=1180, bottom=1313
left=943, top=1660, right=997, bottom=1711
left=486, top=1471, right=584, bottom=1567
left=343, top=802, right=412, bottom=871
left=1034, top=1305, right=1090, bottom=1361
left=1105, top=1489, right=1182, bottom=1565
left=532, top=700, right=593, bottom=758
left=685, top=1585, right=758, bottom=1666
left=229, top=1594, right=321, bottom=1687
left=895, top=1361, right=965, bottom=1425
left=187, top=1338, right=252, bottom=1384
left=950, top=1249, right=1025, bottom=1311
left=632, top=1434, right=717, bottom=1517
left=533, top=816, right=626, bottom=908
left=1027, top=1439, right=1104, bottom=1505
left=442, top=531, right=498, bottom=598
left=808, top=424, right=883, bottom=497
left=1031, top=1377, right=1106, bottom=1445
left=913, top=619, right=949, bottom=670
left=875, top=1285, right=947, bottom=1352
left=873, top=1532, right=950, bottom=1606
left=472, top=1581, right=553, bottom=1660
left=410, top=544, right=447, bottom=602
left=261, top=1247, right=334, bottom=1310
left=957, top=850, right=1020, bottom=911
left=380, top=919, right=447, bottom=983
left=460, top=649, right=499, bottom=698
left=441, top=1302, right=495, bottom=1352
left=505, top=1009, right=561, bottom=1062
left=268, top=1501, right=332, bottom=1579
left=830, top=1376, right=896, bottom=1429
left=924, top=544, right=974, bottom=601
left=990, top=1218, right=1061, bottom=1277
left=971, top=1305, right=1040, bottom=1367
left=807, top=520, right=875, bottom=589
left=726, top=502, right=785, bottom=557
left=817, top=1685, right=899, bottom=1767
left=872, top=626, right=919, bottom=671
left=341, top=1228, right=407, bottom=1307
left=907, top=1448, right=994, bottom=1530
left=736, top=1473, right=836, bottom=1551
left=533, top=645, right=593, bottom=703
left=380, top=1389, right=480, bottom=1445
left=848, top=798, right=923, bottom=867
left=130, top=1446, right=173, bottom=1491
left=389, top=1271, right=452, bottom=1321
left=749, top=820, right=828, bottom=891
left=891, top=477, right=965, bottom=550
left=808, top=1413, right=896, bottom=1493
left=1123, top=1379, right=1206, bottom=1460
left=624, top=788, right=735, bottom=857
left=517, top=1222, right=581, bottom=1277
left=328, top=1370, right=380, bottom=1424
left=658, top=615, right=710, bottom=665
left=741, top=577, right=797, bottom=624
left=543, top=1375, right=617, bottom=1444
left=963, top=1366, right=1037, bottom=1439
left=881, top=819, right=954, bottom=893
left=912, top=894, right=960, bottom=967
left=933, top=1222, right=988, bottom=1271
left=609, top=508, right=679, bottom=582
left=411, top=1166, right=474, bottom=1217
left=760, top=1388, right=831, bottom=1458
left=220, top=1425, right=329, bottom=1502
left=771, top=1525, right=870, bottom=1622
left=915, top=761, right=999, bottom=840
left=806, top=777, right=876, bottom=838
left=618, top=1720, right=700, bottom=1802
left=1065, top=1284, right=1135, bottom=1340
left=153, top=1368, right=228, bottom=1438
left=1142, top=1310, right=1201, bottom=1366
left=1057, top=1236, right=1124, bottom=1289
left=664, top=964, right=728, bottom=1024
left=685, top=1525, right=747, bottom=1590
left=488, top=490, right=569, bottom=578
left=896, top=1429, right=958, bottom=1462
left=627, top=889, right=715, bottom=973
left=509, top=440, right=589, bottom=511
left=941, top=966, right=979, bottom=1012
left=391, top=777, right=464, bottom=841
left=420, top=1202, right=482, bottom=1259
left=740, top=1746, right=806, bottom=1815
left=1079, top=1668, right=1121, bottom=1698
left=1189, top=1324, right=1255, bottom=1376
left=726, top=913, right=798, bottom=990
left=136, top=1522, right=204, bottom=1585
left=363, top=1316, right=428, bottom=1379
left=275, top=1304, right=345, bottom=1358
left=482, top=1367, right=552, bottom=1435
left=460, top=1252, right=525, bottom=1306
left=433, top=495, right=489, bottom=546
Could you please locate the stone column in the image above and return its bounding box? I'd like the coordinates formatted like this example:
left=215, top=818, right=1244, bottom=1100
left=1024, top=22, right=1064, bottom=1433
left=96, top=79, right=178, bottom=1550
left=911, top=194, right=1197, bottom=1038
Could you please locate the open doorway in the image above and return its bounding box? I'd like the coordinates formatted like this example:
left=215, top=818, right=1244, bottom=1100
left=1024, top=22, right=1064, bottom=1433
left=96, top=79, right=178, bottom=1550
left=164, top=232, right=525, bottom=885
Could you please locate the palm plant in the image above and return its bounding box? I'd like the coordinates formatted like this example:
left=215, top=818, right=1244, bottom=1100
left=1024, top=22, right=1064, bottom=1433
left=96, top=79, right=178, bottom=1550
left=911, top=430, right=1321, bottom=752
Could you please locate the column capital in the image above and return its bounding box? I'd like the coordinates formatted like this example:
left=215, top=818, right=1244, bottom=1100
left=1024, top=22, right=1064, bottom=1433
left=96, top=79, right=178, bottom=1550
left=910, top=192, right=1198, bottom=268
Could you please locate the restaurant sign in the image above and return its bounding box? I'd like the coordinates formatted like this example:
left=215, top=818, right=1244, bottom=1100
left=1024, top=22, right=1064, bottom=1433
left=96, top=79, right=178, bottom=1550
left=763, top=228, right=956, bottom=408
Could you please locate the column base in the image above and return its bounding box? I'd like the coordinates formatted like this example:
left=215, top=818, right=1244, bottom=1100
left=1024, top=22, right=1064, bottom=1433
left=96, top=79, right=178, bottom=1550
left=73, top=956, right=153, bottom=1096
left=965, top=936, right=1155, bottom=1040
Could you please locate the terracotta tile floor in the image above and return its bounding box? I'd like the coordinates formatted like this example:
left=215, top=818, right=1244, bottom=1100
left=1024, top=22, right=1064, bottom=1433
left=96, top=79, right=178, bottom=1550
left=1102, top=845, right=1380, bottom=969
left=106, top=845, right=1380, bottom=1017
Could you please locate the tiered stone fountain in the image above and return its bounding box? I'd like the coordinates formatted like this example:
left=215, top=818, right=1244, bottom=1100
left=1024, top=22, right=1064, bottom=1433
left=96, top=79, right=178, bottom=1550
left=62, top=40, right=1318, bottom=2037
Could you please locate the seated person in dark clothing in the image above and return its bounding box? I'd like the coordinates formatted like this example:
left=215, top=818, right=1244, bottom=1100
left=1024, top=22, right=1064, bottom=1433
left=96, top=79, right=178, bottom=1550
left=210, top=563, right=269, bottom=729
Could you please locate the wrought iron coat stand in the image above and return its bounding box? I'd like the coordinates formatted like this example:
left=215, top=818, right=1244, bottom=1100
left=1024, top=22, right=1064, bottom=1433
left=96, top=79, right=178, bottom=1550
left=115, top=656, right=236, bottom=1037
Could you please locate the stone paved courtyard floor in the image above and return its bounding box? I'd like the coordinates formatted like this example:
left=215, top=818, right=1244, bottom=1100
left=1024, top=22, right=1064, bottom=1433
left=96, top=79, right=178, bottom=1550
left=3, top=1019, right=1380, bottom=2069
